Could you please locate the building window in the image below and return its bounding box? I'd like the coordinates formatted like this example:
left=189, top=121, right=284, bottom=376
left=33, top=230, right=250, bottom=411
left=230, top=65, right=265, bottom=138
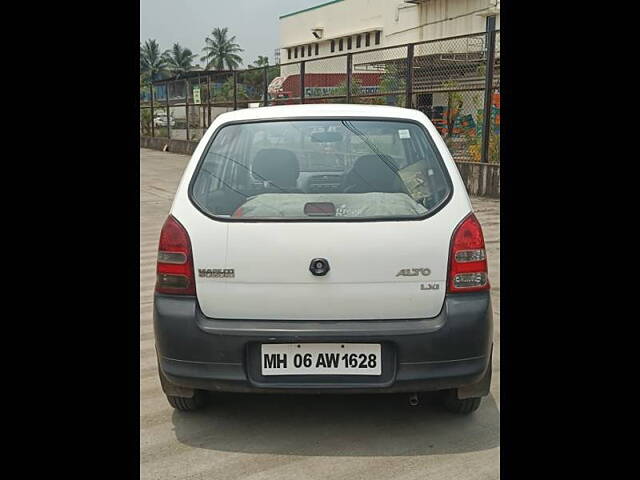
left=308, top=45, right=312, bottom=56
left=331, top=40, right=335, bottom=52
left=356, top=35, right=361, bottom=48
left=301, top=45, right=305, bottom=57
left=287, top=48, right=291, bottom=60
left=339, top=38, right=343, bottom=51
left=315, top=43, right=319, bottom=55
left=347, top=36, right=352, bottom=49
left=294, top=47, right=298, bottom=58
left=375, top=31, right=381, bottom=45
left=365, top=32, right=370, bottom=47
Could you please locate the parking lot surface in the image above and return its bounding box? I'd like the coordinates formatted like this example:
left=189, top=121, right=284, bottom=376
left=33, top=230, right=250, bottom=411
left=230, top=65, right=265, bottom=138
left=140, top=148, right=500, bottom=479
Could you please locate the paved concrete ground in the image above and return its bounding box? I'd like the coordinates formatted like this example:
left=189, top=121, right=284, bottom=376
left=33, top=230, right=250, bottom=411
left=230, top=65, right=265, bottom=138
left=140, top=148, right=500, bottom=479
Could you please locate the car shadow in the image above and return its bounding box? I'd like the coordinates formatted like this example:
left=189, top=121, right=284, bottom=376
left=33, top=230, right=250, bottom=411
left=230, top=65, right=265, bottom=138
left=172, top=391, right=499, bottom=457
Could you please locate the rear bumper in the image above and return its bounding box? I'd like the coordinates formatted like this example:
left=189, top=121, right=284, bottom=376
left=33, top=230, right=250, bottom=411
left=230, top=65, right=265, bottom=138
left=153, top=291, right=493, bottom=395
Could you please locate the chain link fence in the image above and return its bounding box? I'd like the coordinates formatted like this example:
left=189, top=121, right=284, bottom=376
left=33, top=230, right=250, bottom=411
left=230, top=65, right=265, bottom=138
left=141, top=29, right=500, bottom=163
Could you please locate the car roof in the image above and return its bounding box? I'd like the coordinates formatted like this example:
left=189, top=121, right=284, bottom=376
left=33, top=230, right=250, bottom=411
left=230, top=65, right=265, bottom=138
left=215, top=104, right=427, bottom=123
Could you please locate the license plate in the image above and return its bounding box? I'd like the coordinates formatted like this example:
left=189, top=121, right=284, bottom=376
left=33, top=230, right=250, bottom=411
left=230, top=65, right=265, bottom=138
left=261, top=343, right=381, bottom=376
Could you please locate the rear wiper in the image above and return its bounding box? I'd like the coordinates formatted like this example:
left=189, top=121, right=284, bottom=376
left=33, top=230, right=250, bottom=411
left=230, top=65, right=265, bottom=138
left=341, top=121, right=401, bottom=175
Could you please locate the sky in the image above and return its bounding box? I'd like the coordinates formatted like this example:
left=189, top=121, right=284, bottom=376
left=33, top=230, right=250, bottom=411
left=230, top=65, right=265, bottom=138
left=140, top=0, right=321, bottom=67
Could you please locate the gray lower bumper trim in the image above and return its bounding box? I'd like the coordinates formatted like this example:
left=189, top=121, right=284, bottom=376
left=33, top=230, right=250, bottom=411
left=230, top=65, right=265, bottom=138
left=154, top=291, right=493, bottom=394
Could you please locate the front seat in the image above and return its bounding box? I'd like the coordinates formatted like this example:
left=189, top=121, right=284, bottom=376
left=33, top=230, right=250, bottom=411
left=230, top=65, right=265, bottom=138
left=342, top=154, right=408, bottom=194
left=252, top=148, right=303, bottom=193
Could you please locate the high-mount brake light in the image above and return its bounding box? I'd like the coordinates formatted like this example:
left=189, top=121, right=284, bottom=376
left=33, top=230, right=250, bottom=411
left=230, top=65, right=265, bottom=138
left=448, top=213, right=489, bottom=293
left=155, top=215, right=196, bottom=295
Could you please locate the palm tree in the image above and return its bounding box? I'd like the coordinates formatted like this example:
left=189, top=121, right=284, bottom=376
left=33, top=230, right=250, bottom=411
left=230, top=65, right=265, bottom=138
left=201, top=27, right=244, bottom=70
left=249, top=56, right=269, bottom=68
left=163, top=43, right=197, bottom=76
left=140, top=39, right=168, bottom=81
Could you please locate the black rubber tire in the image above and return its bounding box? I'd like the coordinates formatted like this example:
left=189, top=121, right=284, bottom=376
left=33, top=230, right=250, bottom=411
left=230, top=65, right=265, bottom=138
left=441, top=390, right=482, bottom=414
left=166, top=391, right=206, bottom=412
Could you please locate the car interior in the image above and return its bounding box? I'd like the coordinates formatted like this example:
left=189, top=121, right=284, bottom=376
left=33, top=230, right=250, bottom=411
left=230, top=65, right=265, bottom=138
left=203, top=148, right=418, bottom=217
left=193, top=120, right=451, bottom=218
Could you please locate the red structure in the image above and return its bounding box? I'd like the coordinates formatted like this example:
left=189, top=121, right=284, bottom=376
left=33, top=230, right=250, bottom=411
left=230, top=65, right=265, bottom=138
left=274, top=73, right=383, bottom=100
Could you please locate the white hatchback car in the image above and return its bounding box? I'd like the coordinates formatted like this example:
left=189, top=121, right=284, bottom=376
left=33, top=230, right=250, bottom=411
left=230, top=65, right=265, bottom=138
left=154, top=104, right=493, bottom=414
left=153, top=113, right=175, bottom=128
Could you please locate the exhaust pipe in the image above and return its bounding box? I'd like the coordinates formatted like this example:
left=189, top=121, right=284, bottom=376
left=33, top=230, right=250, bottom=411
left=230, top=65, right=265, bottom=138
left=408, top=392, right=420, bottom=406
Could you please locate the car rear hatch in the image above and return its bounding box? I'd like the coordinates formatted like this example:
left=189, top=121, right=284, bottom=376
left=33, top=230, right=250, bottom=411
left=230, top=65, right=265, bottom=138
left=190, top=218, right=451, bottom=320
left=183, top=116, right=460, bottom=321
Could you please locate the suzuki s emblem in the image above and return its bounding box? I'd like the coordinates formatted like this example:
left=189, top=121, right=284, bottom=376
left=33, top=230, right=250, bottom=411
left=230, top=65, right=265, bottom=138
left=309, top=258, right=330, bottom=276
left=396, top=268, right=431, bottom=277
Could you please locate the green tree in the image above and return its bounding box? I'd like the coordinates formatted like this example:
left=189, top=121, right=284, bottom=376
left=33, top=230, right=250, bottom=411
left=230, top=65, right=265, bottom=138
left=140, top=108, right=153, bottom=136
left=446, top=92, right=463, bottom=138
left=140, top=39, right=168, bottom=81
left=201, top=27, right=244, bottom=70
left=163, top=43, right=197, bottom=75
left=218, top=75, right=247, bottom=101
left=333, top=77, right=362, bottom=101
left=440, top=81, right=465, bottom=139
left=467, top=102, right=500, bottom=163
left=249, top=56, right=269, bottom=68
left=140, top=72, right=153, bottom=136
left=140, top=71, right=148, bottom=91
left=379, top=64, right=406, bottom=107
left=240, top=56, right=270, bottom=100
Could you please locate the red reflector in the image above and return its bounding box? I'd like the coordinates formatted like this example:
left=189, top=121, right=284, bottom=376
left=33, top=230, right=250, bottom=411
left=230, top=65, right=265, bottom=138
left=448, top=213, right=489, bottom=293
left=155, top=215, right=196, bottom=295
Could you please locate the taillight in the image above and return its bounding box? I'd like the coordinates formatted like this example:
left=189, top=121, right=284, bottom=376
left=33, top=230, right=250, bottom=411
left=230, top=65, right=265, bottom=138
left=155, top=215, right=196, bottom=295
left=448, top=213, right=490, bottom=293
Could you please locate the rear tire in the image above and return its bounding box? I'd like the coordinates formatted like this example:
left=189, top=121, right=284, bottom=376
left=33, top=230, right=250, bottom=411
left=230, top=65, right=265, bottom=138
left=441, top=389, right=482, bottom=414
left=166, top=391, right=206, bottom=412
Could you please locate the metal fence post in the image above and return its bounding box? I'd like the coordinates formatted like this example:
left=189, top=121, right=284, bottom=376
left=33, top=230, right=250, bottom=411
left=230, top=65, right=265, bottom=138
left=207, top=73, right=212, bottom=126
left=185, top=79, right=189, bottom=141
left=346, top=53, right=353, bottom=103
left=300, top=61, right=306, bottom=104
left=197, top=74, right=202, bottom=133
left=406, top=44, right=414, bottom=109
left=149, top=83, right=155, bottom=137
left=481, top=16, right=497, bottom=164
left=233, top=71, right=238, bottom=110
left=263, top=66, right=269, bottom=106
left=165, top=81, right=171, bottom=139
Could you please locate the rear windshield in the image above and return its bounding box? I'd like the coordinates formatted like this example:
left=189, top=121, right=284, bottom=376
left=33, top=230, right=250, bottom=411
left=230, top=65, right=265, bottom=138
left=190, top=119, right=451, bottom=220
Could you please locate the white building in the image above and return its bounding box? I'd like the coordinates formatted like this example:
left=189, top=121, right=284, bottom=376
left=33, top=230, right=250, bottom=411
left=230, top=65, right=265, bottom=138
left=279, top=0, right=500, bottom=66
left=273, top=0, right=499, bottom=135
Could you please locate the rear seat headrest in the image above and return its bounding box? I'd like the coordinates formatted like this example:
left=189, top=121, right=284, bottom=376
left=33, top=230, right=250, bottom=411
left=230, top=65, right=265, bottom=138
left=252, top=149, right=300, bottom=189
